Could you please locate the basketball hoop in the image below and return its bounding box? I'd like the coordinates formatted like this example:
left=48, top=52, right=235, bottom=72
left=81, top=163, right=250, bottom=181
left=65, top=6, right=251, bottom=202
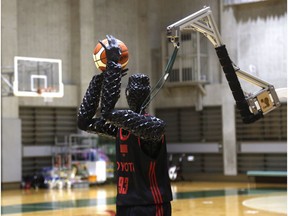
left=37, top=87, right=56, bottom=94
left=37, top=87, right=55, bottom=103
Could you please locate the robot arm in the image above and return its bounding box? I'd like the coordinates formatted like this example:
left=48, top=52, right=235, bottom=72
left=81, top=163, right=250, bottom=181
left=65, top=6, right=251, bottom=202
left=104, top=109, right=165, bottom=141
left=77, top=73, right=104, bottom=130
left=77, top=73, right=118, bottom=138
left=166, top=6, right=280, bottom=123
left=98, top=35, right=165, bottom=142
left=77, top=35, right=124, bottom=138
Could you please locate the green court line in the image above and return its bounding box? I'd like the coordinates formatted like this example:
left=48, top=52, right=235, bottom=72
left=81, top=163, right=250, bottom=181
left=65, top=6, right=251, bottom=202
left=1, top=187, right=286, bottom=215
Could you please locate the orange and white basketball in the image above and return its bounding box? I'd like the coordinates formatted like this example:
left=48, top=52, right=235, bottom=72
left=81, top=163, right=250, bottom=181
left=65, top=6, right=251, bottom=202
left=93, top=39, right=129, bottom=72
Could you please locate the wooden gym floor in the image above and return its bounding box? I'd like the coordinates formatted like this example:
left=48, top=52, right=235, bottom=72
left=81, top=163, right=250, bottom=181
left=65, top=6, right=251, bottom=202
left=1, top=181, right=287, bottom=216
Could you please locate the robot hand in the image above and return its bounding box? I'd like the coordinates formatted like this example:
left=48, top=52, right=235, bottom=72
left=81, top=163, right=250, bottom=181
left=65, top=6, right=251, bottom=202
left=99, top=34, right=121, bottom=64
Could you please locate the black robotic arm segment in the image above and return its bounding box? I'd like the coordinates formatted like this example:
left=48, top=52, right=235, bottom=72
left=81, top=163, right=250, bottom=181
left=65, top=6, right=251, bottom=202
left=105, top=109, right=165, bottom=141
left=215, top=45, right=263, bottom=123
left=101, top=63, right=122, bottom=115
left=77, top=74, right=104, bottom=130
left=85, top=117, right=118, bottom=138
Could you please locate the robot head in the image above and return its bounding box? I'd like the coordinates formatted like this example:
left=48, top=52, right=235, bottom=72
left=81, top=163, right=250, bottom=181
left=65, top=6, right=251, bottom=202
left=125, top=73, right=151, bottom=113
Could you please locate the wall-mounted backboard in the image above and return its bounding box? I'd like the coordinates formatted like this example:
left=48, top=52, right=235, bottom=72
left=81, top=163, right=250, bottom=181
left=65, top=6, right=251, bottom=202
left=13, top=56, right=64, bottom=98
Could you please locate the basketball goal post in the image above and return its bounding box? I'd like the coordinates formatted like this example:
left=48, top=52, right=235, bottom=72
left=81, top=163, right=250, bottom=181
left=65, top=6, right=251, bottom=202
left=166, top=6, right=284, bottom=123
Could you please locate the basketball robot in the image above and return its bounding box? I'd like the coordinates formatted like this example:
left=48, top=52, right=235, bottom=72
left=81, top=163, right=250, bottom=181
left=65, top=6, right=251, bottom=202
left=77, top=35, right=172, bottom=216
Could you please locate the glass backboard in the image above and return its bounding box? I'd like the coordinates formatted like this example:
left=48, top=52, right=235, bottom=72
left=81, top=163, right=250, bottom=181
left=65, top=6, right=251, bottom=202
left=13, top=56, right=64, bottom=97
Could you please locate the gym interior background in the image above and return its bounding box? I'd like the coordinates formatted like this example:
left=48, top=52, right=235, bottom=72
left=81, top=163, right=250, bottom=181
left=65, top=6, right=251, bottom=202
left=1, top=0, right=287, bottom=188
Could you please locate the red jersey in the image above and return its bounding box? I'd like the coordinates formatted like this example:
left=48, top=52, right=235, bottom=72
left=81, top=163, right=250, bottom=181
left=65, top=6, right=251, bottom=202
left=116, top=128, right=173, bottom=206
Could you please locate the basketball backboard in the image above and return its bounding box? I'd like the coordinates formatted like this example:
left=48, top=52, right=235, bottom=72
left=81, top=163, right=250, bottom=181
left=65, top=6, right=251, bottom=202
left=13, top=56, right=64, bottom=98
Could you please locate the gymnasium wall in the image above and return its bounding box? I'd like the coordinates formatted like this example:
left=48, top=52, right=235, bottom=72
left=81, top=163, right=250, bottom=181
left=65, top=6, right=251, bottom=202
left=1, top=0, right=150, bottom=183
left=1, top=0, right=286, bottom=183
left=221, top=0, right=287, bottom=89
left=151, top=0, right=287, bottom=176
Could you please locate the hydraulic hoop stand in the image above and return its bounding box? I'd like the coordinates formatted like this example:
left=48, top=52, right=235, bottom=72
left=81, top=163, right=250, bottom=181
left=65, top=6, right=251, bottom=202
left=167, top=6, right=280, bottom=124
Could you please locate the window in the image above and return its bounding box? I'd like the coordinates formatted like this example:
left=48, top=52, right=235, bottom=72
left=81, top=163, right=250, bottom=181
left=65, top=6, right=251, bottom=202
left=236, top=103, right=287, bottom=141
left=156, top=106, right=222, bottom=143
left=162, top=32, right=208, bottom=84
left=20, top=107, right=78, bottom=146
left=20, top=107, right=78, bottom=177
left=238, top=154, right=287, bottom=173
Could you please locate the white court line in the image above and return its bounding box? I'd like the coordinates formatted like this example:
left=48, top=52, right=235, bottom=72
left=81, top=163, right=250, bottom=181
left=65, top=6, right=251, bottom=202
left=242, top=194, right=287, bottom=214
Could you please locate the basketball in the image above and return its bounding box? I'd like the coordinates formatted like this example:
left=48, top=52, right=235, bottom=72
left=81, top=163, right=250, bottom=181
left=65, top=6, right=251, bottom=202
left=93, top=39, right=129, bottom=72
